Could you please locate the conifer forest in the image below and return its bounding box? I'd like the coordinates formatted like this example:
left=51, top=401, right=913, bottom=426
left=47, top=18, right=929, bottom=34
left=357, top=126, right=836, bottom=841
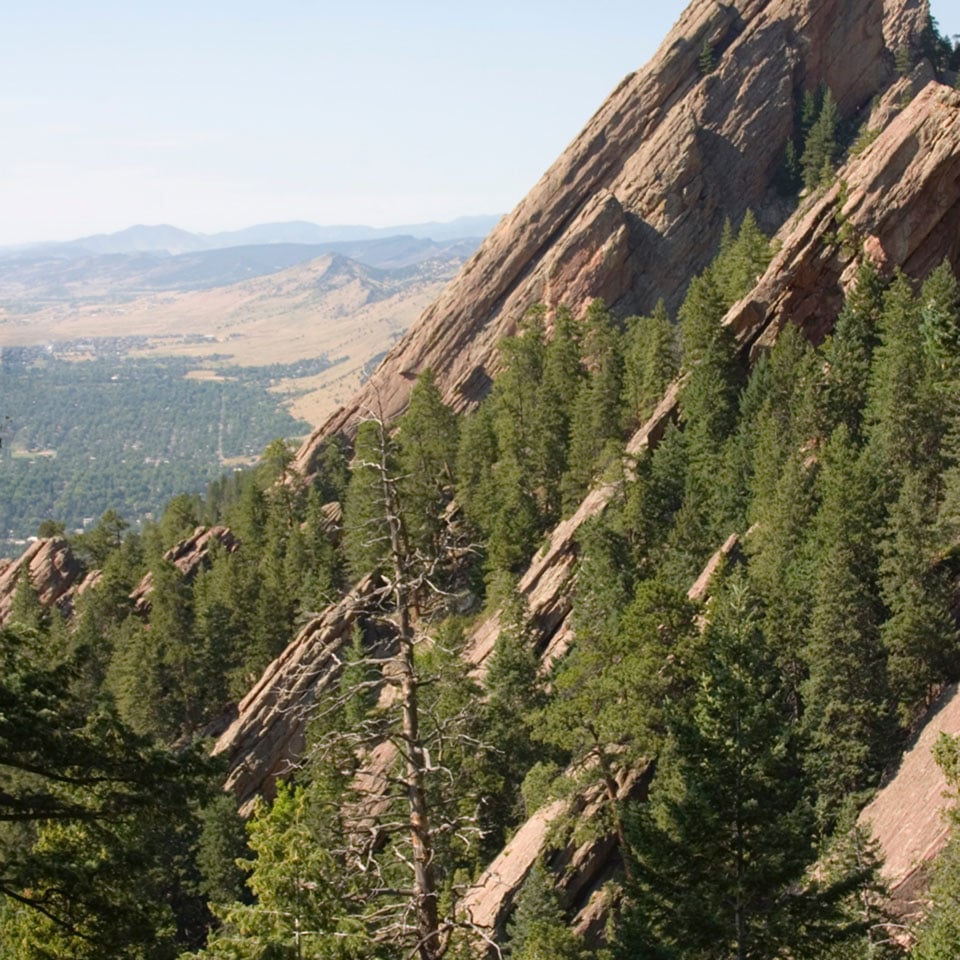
left=3, top=5, right=960, bottom=960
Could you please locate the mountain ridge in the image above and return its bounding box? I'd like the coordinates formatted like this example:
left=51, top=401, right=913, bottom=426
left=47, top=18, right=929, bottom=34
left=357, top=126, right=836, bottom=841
left=293, top=0, right=930, bottom=475
left=0, top=215, right=502, bottom=259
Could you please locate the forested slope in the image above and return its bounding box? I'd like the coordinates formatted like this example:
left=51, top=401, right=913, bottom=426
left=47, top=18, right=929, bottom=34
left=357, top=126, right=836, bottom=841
left=2, top=1, right=960, bottom=958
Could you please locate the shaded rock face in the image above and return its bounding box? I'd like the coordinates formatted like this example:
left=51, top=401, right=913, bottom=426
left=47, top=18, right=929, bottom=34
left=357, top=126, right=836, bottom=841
left=0, top=538, right=83, bottom=625
left=726, top=82, right=960, bottom=354
left=294, top=0, right=926, bottom=474
left=222, top=0, right=960, bottom=933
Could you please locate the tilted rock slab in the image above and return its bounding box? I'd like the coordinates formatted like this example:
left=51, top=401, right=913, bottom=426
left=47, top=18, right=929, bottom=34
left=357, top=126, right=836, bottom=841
left=0, top=537, right=83, bottom=626
left=859, top=683, right=960, bottom=918
left=294, top=0, right=924, bottom=474
left=220, top=76, right=960, bottom=898
left=731, top=82, right=960, bottom=355
left=213, top=573, right=382, bottom=814
left=130, top=525, right=239, bottom=615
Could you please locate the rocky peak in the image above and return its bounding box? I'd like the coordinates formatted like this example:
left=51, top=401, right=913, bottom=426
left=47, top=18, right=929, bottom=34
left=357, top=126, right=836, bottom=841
left=294, top=0, right=927, bottom=476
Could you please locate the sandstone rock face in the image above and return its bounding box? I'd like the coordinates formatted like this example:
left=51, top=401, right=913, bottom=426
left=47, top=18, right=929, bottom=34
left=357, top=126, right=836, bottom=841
left=222, top=77, right=960, bottom=937
left=131, top=525, right=239, bottom=615
left=294, top=0, right=925, bottom=475
left=860, top=683, right=960, bottom=914
left=215, top=0, right=960, bottom=943
left=0, top=537, right=83, bottom=625
left=733, top=83, right=960, bottom=354
left=213, top=574, right=382, bottom=813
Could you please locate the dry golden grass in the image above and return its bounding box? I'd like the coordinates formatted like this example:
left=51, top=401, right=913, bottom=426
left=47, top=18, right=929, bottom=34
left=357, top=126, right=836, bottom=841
left=0, top=254, right=457, bottom=427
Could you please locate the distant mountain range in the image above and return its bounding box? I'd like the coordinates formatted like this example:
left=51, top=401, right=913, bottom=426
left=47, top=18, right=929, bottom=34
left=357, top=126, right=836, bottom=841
left=0, top=216, right=502, bottom=259
left=0, top=217, right=500, bottom=305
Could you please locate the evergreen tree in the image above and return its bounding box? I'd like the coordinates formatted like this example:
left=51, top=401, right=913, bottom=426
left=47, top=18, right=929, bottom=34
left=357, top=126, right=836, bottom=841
left=823, top=259, right=885, bottom=442
left=621, top=301, right=678, bottom=430
left=187, top=782, right=373, bottom=960
left=865, top=272, right=940, bottom=493
left=195, top=792, right=252, bottom=911
left=746, top=447, right=819, bottom=707
left=0, top=625, right=213, bottom=958
left=72, top=508, right=129, bottom=569
left=396, top=369, right=460, bottom=558
left=802, top=426, right=894, bottom=821
left=159, top=493, right=201, bottom=549
left=506, top=860, right=582, bottom=960
left=7, top=567, right=44, bottom=633
left=715, top=210, right=772, bottom=306
left=562, top=300, right=624, bottom=512
left=918, top=260, right=960, bottom=374
left=880, top=469, right=959, bottom=721
left=455, top=397, right=500, bottom=541
left=532, top=569, right=698, bottom=863
left=617, top=576, right=865, bottom=960
left=678, top=264, right=743, bottom=446
left=481, top=589, right=548, bottom=845
left=531, top=306, right=583, bottom=521
left=801, top=87, right=839, bottom=190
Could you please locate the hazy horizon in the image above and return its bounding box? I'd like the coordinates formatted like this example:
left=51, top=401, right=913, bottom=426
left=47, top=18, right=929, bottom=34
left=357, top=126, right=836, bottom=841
left=2, top=0, right=952, bottom=247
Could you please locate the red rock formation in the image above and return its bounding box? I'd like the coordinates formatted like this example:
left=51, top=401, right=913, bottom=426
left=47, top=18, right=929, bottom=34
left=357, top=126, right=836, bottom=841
left=734, top=83, right=960, bottom=354
left=213, top=573, right=383, bottom=813
left=860, top=684, right=960, bottom=918
left=130, top=525, right=238, bottom=615
left=293, top=0, right=927, bottom=475
left=216, top=0, right=960, bottom=942
left=0, top=537, right=83, bottom=625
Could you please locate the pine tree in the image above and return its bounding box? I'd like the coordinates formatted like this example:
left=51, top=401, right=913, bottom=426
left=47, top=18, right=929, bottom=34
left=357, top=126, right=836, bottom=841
left=622, top=301, right=678, bottom=430
left=746, top=447, right=818, bottom=707
left=7, top=567, right=44, bottom=633
left=159, top=493, right=200, bottom=549
left=482, top=589, right=548, bottom=845
left=0, top=625, right=213, bottom=959
left=617, top=576, right=866, bottom=960
left=532, top=570, right=698, bottom=865
left=823, top=259, right=885, bottom=441
left=865, top=271, right=940, bottom=493
left=880, top=469, right=959, bottom=720
left=455, top=397, right=500, bottom=540
left=396, top=368, right=459, bottom=555
left=562, top=300, right=624, bottom=511
left=714, top=210, right=772, bottom=306
left=802, top=426, right=894, bottom=820
left=919, top=261, right=960, bottom=366
left=506, top=860, right=582, bottom=960
left=531, top=306, right=583, bottom=521
left=801, top=88, right=839, bottom=190
left=72, top=508, right=129, bottom=568
left=187, top=782, right=372, bottom=960
left=311, top=414, right=484, bottom=959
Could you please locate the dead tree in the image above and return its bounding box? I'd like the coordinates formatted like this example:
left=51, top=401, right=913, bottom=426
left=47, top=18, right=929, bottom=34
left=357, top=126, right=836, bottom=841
left=306, top=409, right=487, bottom=960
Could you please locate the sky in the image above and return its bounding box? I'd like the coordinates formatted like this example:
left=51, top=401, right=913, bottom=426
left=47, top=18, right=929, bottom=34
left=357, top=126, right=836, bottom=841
left=0, top=0, right=953, bottom=246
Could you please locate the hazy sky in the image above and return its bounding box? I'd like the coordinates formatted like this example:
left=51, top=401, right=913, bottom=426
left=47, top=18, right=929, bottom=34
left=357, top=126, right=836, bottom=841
left=1, top=1, right=953, bottom=245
